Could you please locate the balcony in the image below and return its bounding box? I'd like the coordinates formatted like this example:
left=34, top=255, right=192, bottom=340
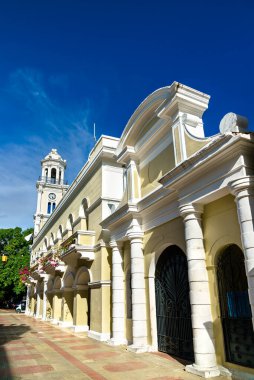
left=38, top=176, right=68, bottom=185
left=60, top=230, right=95, bottom=265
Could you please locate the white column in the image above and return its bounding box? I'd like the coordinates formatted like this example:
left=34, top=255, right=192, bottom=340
left=42, top=275, right=49, bottom=321
left=25, top=285, right=30, bottom=315
left=34, top=188, right=43, bottom=236
left=56, top=167, right=59, bottom=184
left=36, top=188, right=43, bottom=214
left=180, top=204, right=220, bottom=378
left=229, top=176, right=254, bottom=327
left=35, top=290, right=41, bottom=318
left=109, top=241, right=126, bottom=345
left=128, top=233, right=148, bottom=352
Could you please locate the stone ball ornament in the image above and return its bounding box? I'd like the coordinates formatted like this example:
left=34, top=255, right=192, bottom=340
left=219, top=112, right=249, bottom=134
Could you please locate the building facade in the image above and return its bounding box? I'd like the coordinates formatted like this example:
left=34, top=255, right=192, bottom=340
left=27, top=82, right=254, bottom=379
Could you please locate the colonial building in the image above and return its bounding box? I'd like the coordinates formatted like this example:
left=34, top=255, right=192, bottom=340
left=27, top=82, right=254, bottom=379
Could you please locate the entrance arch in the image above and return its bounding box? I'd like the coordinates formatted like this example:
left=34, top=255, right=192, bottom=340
left=217, top=244, right=254, bottom=368
left=155, top=245, right=194, bottom=360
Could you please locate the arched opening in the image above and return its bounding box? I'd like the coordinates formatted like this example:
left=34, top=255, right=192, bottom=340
left=217, top=244, right=254, bottom=367
left=59, top=170, right=62, bottom=184
left=62, top=271, right=74, bottom=325
left=45, top=168, right=48, bottom=180
left=51, top=168, right=56, bottom=184
left=155, top=245, right=194, bottom=360
left=74, top=267, right=91, bottom=330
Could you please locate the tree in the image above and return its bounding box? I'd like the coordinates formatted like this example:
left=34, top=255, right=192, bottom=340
left=0, top=227, right=33, bottom=305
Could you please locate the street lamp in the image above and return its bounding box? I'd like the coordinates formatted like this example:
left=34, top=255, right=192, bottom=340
left=2, top=253, right=8, bottom=263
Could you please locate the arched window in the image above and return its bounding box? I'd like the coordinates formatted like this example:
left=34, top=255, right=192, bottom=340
left=57, top=225, right=63, bottom=240
left=67, top=214, right=74, bottom=233
left=79, top=199, right=89, bottom=230
left=47, top=202, right=51, bottom=214
left=51, top=168, right=56, bottom=184
left=50, top=233, right=54, bottom=246
left=52, top=202, right=56, bottom=212
left=43, top=237, right=48, bottom=250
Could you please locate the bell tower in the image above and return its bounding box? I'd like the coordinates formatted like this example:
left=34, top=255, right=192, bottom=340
left=34, top=149, right=69, bottom=236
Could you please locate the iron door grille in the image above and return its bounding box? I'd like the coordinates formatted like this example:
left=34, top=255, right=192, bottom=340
left=217, top=245, right=254, bottom=368
left=155, top=246, right=194, bottom=361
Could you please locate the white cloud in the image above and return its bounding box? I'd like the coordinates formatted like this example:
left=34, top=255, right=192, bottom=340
left=0, top=68, right=95, bottom=229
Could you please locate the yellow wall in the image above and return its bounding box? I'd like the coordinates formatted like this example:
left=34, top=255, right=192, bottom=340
left=184, top=131, right=208, bottom=157
left=90, top=287, right=102, bottom=332
left=33, top=167, right=102, bottom=252
left=140, top=144, right=175, bottom=197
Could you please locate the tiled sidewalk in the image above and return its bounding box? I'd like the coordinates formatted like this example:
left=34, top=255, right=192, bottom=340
left=0, top=310, right=229, bottom=380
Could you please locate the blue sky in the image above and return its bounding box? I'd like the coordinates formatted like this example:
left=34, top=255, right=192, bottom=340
left=0, top=0, right=253, bottom=229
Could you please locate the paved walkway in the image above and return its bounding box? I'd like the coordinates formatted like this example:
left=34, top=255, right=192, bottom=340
left=0, top=310, right=229, bottom=380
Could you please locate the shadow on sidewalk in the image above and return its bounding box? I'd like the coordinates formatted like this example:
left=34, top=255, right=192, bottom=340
left=0, top=311, right=31, bottom=379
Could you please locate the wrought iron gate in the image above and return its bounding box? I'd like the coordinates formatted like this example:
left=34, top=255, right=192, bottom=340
left=217, top=245, right=254, bottom=368
left=155, top=246, right=194, bottom=360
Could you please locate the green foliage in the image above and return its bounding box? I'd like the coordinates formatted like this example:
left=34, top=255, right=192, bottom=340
left=0, top=227, right=33, bottom=303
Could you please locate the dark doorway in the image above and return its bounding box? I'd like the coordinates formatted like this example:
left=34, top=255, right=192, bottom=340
left=217, top=244, right=254, bottom=368
left=155, top=245, right=194, bottom=360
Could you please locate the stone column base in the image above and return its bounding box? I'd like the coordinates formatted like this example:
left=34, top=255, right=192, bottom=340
left=50, top=319, right=59, bottom=325
left=42, top=316, right=51, bottom=322
left=107, top=337, right=127, bottom=346
left=88, top=330, right=110, bottom=341
left=127, top=344, right=151, bottom=353
left=185, top=364, right=223, bottom=378
left=58, top=321, right=73, bottom=328
left=71, top=325, right=89, bottom=333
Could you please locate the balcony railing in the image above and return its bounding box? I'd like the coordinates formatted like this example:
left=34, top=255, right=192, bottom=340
left=38, top=176, right=68, bottom=185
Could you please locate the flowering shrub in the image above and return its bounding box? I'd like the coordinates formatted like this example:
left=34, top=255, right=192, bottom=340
left=19, top=267, right=31, bottom=283
left=38, top=255, right=62, bottom=270
left=48, top=258, right=59, bottom=267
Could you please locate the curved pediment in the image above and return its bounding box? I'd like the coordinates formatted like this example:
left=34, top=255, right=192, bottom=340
left=116, top=81, right=210, bottom=165
left=116, top=84, right=174, bottom=157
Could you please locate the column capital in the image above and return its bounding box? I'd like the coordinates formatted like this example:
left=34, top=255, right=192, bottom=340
left=228, top=176, right=254, bottom=198
left=127, top=231, right=144, bottom=242
left=109, top=240, right=123, bottom=249
left=179, top=203, right=204, bottom=219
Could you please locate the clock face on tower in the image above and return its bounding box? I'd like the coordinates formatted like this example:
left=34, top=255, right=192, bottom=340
left=48, top=193, right=56, bottom=200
